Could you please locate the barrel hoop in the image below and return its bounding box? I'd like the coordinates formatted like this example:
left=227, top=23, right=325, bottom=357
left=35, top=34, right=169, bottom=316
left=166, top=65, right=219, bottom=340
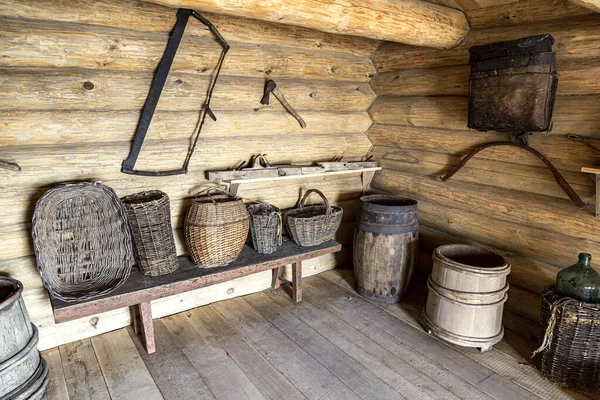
left=358, top=221, right=419, bottom=235
left=0, top=278, right=24, bottom=313
left=0, top=324, right=38, bottom=373
left=433, top=248, right=511, bottom=276
left=422, top=310, right=505, bottom=344
left=427, top=278, right=509, bottom=306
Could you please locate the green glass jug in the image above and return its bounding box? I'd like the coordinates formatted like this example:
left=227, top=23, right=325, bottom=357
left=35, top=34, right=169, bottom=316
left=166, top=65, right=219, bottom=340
left=556, top=253, right=600, bottom=303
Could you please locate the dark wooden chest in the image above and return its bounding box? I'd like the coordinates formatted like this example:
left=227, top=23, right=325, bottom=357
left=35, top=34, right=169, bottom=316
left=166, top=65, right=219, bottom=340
left=468, top=34, right=558, bottom=134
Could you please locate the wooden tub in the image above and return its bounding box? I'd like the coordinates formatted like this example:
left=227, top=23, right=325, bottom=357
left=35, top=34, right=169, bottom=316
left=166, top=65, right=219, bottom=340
left=422, top=244, right=510, bottom=351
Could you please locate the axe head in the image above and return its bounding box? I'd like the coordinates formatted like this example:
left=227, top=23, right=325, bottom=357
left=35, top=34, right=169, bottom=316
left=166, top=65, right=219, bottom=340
left=260, top=80, right=277, bottom=105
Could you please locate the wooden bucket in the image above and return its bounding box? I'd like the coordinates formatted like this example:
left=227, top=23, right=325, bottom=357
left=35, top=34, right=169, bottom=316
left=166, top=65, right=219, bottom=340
left=423, top=244, right=510, bottom=351
left=353, top=194, right=418, bottom=303
left=0, top=277, right=47, bottom=399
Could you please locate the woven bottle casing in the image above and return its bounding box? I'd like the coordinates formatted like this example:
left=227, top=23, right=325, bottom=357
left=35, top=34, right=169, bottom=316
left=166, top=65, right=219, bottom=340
left=184, top=191, right=249, bottom=267
left=248, top=203, right=282, bottom=254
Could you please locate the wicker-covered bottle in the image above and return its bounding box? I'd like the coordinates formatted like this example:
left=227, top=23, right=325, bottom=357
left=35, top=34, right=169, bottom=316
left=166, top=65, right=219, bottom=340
left=184, top=189, right=249, bottom=267
left=121, top=190, right=179, bottom=277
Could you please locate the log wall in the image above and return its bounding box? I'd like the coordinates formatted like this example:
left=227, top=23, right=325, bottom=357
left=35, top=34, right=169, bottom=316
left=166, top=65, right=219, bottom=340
left=0, top=0, right=378, bottom=350
left=369, top=0, right=600, bottom=341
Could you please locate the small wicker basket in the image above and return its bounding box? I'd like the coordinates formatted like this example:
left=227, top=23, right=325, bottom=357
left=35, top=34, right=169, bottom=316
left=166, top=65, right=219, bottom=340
left=184, top=189, right=249, bottom=267
left=285, top=189, right=343, bottom=247
left=248, top=203, right=282, bottom=254
left=121, top=190, right=178, bottom=277
left=32, top=182, right=133, bottom=302
left=533, top=285, right=600, bottom=390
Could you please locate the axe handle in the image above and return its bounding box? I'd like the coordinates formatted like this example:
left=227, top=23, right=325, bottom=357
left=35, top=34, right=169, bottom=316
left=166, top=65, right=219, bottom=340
left=272, top=88, right=307, bottom=129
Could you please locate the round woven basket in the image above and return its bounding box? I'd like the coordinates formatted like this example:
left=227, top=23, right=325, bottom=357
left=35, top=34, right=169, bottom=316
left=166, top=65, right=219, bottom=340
left=285, top=189, right=343, bottom=247
left=184, top=189, right=249, bottom=267
left=248, top=203, right=282, bottom=254
left=121, top=190, right=178, bottom=277
left=533, top=285, right=600, bottom=390
left=31, top=182, right=133, bottom=302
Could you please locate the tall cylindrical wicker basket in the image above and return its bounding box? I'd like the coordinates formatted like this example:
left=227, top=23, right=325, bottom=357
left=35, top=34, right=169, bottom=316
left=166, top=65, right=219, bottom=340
left=533, top=285, right=600, bottom=390
left=184, top=189, right=249, bottom=267
left=121, top=190, right=179, bottom=277
left=247, top=203, right=282, bottom=254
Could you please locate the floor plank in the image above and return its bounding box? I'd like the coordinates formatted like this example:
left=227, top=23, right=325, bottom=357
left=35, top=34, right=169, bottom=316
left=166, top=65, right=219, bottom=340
left=191, top=306, right=306, bottom=400
left=162, top=312, right=264, bottom=400
left=59, top=339, right=111, bottom=400
left=212, top=297, right=341, bottom=400
left=42, top=348, right=69, bottom=400
left=309, top=274, right=543, bottom=400
left=91, top=329, right=163, bottom=400
left=243, top=291, right=405, bottom=400
left=129, top=320, right=215, bottom=400
left=319, top=269, right=590, bottom=400
left=264, top=287, right=465, bottom=400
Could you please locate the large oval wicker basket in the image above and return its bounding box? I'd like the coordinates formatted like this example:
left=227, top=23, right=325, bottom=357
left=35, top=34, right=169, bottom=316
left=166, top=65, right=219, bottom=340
left=285, top=189, right=343, bottom=247
left=31, top=182, right=133, bottom=302
left=121, top=190, right=178, bottom=277
left=184, top=189, right=249, bottom=267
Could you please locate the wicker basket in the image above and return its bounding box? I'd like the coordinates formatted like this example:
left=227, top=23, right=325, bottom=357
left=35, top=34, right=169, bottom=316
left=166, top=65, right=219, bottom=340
left=121, top=190, right=178, bottom=277
left=533, top=285, right=600, bottom=390
left=248, top=203, right=282, bottom=254
left=184, top=189, right=249, bottom=267
left=285, top=189, right=343, bottom=247
left=31, top=182, right=133, bottom=302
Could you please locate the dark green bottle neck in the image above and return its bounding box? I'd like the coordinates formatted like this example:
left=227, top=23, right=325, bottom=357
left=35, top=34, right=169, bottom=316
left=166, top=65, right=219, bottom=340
left=579, top=253, right=592, bottom=268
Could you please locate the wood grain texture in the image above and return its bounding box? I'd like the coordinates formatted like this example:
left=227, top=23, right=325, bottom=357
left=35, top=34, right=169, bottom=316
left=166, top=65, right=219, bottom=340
left=41, top=348, right=68, bottom=400
left=369, top=0, right=600, bottom=341
left=138, top=0, right=469, bottom=49
left=59, top=339, right=111, bottom=400
left=91, top=329, right=163, bottom=400
left=568, top=0, right=600, bottom=13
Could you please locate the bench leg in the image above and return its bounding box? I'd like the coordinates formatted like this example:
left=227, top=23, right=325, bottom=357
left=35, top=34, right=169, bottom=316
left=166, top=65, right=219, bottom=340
left=131, top=305, right=141, bottom=335
left=272, top=266, right=283, bottom=289
left=138, top=302, right=156, bottom=354
left=292, top=261, right=302, bottom=302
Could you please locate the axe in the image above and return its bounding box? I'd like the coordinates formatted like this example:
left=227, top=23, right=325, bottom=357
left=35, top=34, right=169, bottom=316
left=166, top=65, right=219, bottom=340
left=260, top=80, right=307, bottom=128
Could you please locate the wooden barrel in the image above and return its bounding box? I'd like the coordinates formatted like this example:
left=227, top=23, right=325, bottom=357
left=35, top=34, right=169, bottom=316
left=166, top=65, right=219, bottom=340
left=422, top=244, right=511, bottom=351
left=0, top=277, right=48, bottom=399
left=353, top=194, right=418, bottom=303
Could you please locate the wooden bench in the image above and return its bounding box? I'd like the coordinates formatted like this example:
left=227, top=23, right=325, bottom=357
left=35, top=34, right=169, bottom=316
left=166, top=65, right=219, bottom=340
left=49, top=238, right=342, bottom=354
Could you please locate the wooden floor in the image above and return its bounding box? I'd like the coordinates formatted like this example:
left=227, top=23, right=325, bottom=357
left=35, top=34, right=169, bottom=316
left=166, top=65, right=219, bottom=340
left=41, top=268, right=596, bottom=400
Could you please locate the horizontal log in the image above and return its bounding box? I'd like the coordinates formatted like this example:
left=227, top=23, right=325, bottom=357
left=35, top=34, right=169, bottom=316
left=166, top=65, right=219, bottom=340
left=0, top=18, right=375, bottom=82
left=419, top=227, right=560, bottom=295
left=0, top=133, right=372, bottom=190
left=371, top=60, right=600, bottom=96
left=367, top=124, right=599, bottom=172
left=373, top=168, right=596, bottom=245
left=0, top=70, right=375, bottom=111
left=569, top=0, right=600, bottom=13
left=371, top=147, right=594, bottom=201
left=373, top=14, right=600, bottom=71
left=414, top=198, right=598, bottom=273
left=139, top=0, right=469, bottom=49
left=0, top=0, right=378, bottom=57
left=0, top=110, right=373, bottom=146
left=368, top=95, right=600, bottom=137
left=466, top=0, right=593, bottom=29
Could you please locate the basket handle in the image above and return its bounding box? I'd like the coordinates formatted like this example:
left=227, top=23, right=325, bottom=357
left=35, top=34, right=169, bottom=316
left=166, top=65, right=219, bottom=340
left=299, top=189, right=331, bottom=212
left=193, top=186, right=236, bottom=203
left=268, top=211, right=283, bottom=246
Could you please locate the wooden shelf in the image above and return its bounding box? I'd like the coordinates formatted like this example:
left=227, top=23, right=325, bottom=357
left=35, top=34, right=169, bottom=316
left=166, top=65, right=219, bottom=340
left=226, top=167, right=382, bottom=196
left=581, top=167, right=600, bottom=217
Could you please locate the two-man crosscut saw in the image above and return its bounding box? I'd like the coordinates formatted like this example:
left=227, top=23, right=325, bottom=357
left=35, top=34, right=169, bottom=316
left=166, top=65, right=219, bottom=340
left=122, top=9, right=229, bottom=176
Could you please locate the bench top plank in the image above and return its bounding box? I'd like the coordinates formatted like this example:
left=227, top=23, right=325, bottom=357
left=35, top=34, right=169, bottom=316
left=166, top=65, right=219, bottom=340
left=51, top=238, right=341, bottom=323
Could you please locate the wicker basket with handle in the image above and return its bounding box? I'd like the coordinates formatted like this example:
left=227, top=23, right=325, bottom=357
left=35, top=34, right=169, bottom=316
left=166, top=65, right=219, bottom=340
left=247, top=203, right=282, bottom=254
left=285, top=189, right=343, bottom=247
left=532, top=285, right=600, bottom=390
left=121, top=190, right=178, bottom=277
left=184, top=189, right=249, bottom=267
left=31, top=182, right=133, bottom=302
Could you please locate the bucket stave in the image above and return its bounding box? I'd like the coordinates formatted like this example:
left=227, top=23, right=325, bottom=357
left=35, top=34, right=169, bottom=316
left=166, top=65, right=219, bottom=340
left=0, top=278, right=48, bottom=399
left=423, top=244, right=510, bottom=351
left=353, top=195, right=418, bottom=303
